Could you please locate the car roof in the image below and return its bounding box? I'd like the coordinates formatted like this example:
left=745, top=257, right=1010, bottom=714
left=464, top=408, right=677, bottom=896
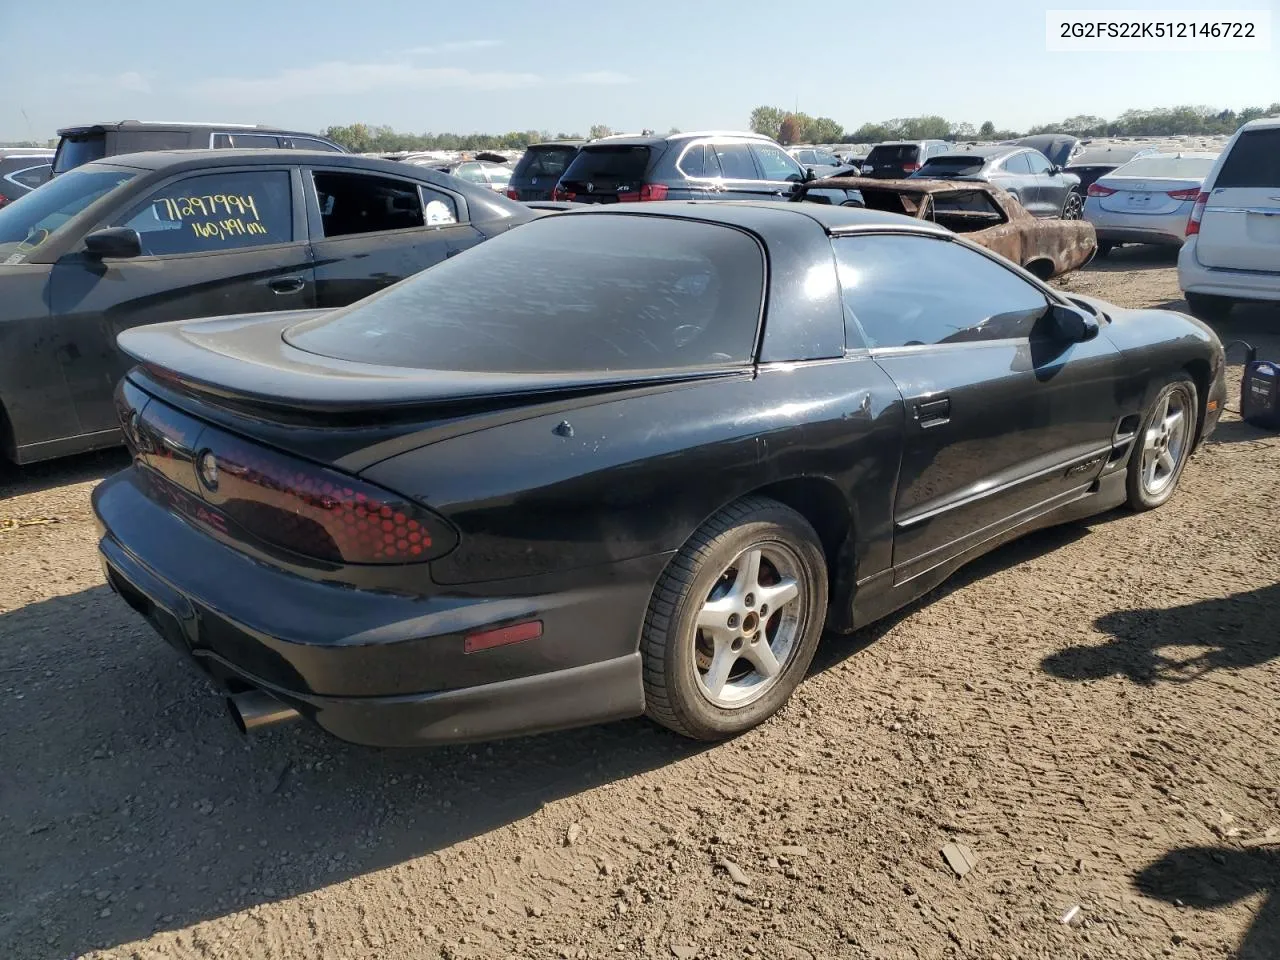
left=83, top=149, right=419, bottom=175
left=1240, top=116, right=1280, bottom=131
left=527, top=140, right=585, bottom=149
left=564, top=198, right=950, bottom=237
left=56, top=120, right=303, bottom=135
left=1114, top=151, right=1221, bottom=161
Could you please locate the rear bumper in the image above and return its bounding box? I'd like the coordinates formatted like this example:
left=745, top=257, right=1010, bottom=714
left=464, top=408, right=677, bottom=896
left=93, top=469, right=661, bottom=747
left=1179, top=238, right=1280, bottom=302
left=1084, top=203, right=1189, bottom=245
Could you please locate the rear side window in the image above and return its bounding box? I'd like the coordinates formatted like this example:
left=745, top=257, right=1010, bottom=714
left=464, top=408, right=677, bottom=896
left=53, top=135, right=106, bottom=174
left=710, top=142, right=757, bottom=180
left=1215, top=129, right=1280, bottom=188
left=285, top=214, right=765, bottom=373
left=751, top=143, right=805, bottom=182
left=515, top=147, right=577, bottom=178
left=678, top=143, right=720, bottom=178
left=313, top=172, right=426, bottom=237
left=835, top=235, right=1048, bottom=349
left=1002, top=153, right=1034, bottom=175
left=119, top=170, right=293, bottom=256
left=285, top=137, right=343, bottom=152
left=115, top=131, right=192, bottom=154
left=8, top=164, right=51, bottom=189
left=560, top=146, right=651, bottom=184
left=212, top=133, right=283, bottom=149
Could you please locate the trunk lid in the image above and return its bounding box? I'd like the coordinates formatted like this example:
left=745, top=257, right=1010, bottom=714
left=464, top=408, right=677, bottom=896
left=1095, top=176, right=1202, bottom=215
left=1195, top=128, right=1280, bottom=272
left=555, top=144, right=653, bottom=203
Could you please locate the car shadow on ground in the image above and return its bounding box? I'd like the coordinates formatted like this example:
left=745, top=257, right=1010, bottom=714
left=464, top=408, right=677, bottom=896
left=1084, top=245, right=1180, bottom=273
left=2, top=517, right=1108, bottom=958
left=1040, top=581, right=1280, bottom=686
left=0, top=447, right=130, bottom=502
left=1135, top=845, right=1280, bottom=959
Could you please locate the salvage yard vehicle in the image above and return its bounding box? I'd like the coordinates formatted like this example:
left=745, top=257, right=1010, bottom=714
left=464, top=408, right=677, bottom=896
left=1179, top=117, right=1280, bottom=320
left=551, top=131, right=811, bottom=203
left=859, top=140, right=952, bottom=178
left=0, top=149, right=53, bottom=207
left=506, top=141, right=585, bottom=201
left=0, top=150, right=534, bottom=464
left=1004, top=134, right=1084, bottom=169
left=52, top=120, right=345, bottom=176
left=1064, top=144, right=1160, bottom=194
left=1084, top=152, right=1219, bottom=256
left=911, top=145, right=1084, bottom=219
left=94, top=201, right=1226, bottom=748
left=794, top=176, right=1096, bottom=279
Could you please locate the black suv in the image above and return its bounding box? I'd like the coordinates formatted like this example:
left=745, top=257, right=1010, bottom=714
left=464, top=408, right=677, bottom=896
left=506, top=141, right=585, bottom=201
left=52, top=121, right=346, bottom=176
left=551, top=131, right=811, bottom=203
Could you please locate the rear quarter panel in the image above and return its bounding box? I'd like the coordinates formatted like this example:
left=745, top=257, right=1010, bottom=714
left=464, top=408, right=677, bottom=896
left=360, top=361, right=906, bottom=606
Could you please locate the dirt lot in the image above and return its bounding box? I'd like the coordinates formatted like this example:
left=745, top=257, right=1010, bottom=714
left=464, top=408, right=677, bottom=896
left=3, top=247, right=1279, bottom=960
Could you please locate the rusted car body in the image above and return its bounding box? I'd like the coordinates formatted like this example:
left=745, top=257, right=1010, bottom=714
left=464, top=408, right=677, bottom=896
left=796, top=176, right=1097, bottom=279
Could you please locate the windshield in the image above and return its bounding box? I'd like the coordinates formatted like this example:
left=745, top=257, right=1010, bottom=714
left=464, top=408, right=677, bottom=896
left=285, top=213, right=764, bottom=373
left=0, top=167, right=134, bottom=262
left=1112, top=156, right=1217, bottom=179
left=53, top=133, right=107, bottom=174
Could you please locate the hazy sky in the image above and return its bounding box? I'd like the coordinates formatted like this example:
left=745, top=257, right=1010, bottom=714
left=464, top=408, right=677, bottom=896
left=3, top=0, right=1276, bottom=141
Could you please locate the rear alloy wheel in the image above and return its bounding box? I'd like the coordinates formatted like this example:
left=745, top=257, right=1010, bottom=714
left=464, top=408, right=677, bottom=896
left=1061, top=189, right=1084, bottom=220
left=641, top=497, right=827, bottom=740
left=1185, top=292, right=1233, bottom=322
left=1127, top=375, right=1198, bottom=511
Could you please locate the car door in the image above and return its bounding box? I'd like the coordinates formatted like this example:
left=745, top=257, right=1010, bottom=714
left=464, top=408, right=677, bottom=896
left=306, top=167, right=483, bottom=306
left=748, top=141, right=808, bottom=201
left=1193, top=126, right=1280, bottom=272
left=1024, top=150, right=1062, bottom=217
left=706, top=141, right=767, bottom=200
left=673, top=140, right=720, bottom=199
left=997, top=152, right=1037, bottom=212
left=48, top=164, right=315, bottom=438
left=832, top=233, right=1124, bottom=583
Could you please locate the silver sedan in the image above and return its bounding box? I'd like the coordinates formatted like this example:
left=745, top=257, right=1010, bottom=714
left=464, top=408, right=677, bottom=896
left=1083, top=152, right=1219, bottom=255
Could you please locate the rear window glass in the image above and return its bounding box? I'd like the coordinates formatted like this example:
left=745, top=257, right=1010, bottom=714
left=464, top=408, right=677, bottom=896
left=116, top=131, right=192, bottom=154
left=515, top=146, right=578, bottom=179
left=1215, top=130, right=1280, bottom=189
left=285, top=214, right=764, bottom=373
left=1113, top=156, right=1218, bottom=179
left=867, top=145, right=920, bottom=164
left=53, top=135, right=106, bottom=174
left=917, top=157, right=985, bottom=177
left=560, top=146, right=651, bottom=184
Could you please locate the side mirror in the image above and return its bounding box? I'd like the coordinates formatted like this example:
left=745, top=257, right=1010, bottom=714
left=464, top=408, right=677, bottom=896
left=84, top=227, right=142, bottom=259
left=1048, top=165, right=1061, bottom=176
left=805, top=167, right=818, bottom=182
left=1048, top=302, right=1099, bottom=342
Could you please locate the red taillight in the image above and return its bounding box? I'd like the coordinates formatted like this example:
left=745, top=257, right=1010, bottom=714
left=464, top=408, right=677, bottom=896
left=1087, top=183, right=1116, bottom=197
left=505, top=187, right=519, bottom=201
left=1186, top=191, right=1209, bottom=236
left=902, top=163, right=920, bottom=173
left=552, top=185, right=575, bottom=201
left=1167, top=187, right=1200, bottom=201
left=198, top=434, right=454, bottom=565
left=0, top=195, right=10, bottom=209
left=639, top=183, right=668, bottom=201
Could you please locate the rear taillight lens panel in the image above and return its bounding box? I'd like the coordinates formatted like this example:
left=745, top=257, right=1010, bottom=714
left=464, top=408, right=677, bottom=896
left=199, top=430, right=456, bottom=565
left=505, top=187, right=519, bottom=200
left=1167, top=187, right=1200, bottom=201
left=1186, top=191, right=1209, bottom=236
left=1086, top=183, right=1116, bottom=197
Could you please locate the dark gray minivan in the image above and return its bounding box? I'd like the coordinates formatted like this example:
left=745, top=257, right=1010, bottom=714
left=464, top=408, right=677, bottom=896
left=551, top=131, right=812, bottom=204
left=52, top=121, right=346, bottom=176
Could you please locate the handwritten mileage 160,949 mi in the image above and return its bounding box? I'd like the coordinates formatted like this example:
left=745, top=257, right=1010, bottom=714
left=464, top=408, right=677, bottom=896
left=158, top=194, right=270, bottom=241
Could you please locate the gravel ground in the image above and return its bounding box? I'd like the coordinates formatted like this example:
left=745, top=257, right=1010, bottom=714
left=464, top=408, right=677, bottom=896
left=2, top=246, right=1279, bottom=960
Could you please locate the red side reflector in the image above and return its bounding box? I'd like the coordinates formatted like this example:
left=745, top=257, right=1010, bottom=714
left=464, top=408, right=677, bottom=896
left=463, top=619, right=543, bottom=654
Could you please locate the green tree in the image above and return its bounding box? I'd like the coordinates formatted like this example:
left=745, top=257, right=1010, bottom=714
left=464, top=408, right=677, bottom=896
left=978, top=120, right=996, bottom=139
left=588, top=123, right=613, bottom=140
left=950, top=122, right=976, bottom=140
left=805, top=116, right=845, bottom=143
left=749, top=105, right=785, bottom=140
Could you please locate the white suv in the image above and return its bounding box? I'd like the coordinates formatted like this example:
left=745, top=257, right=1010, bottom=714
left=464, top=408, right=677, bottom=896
left=1178, top=116, right=1280, bottom=320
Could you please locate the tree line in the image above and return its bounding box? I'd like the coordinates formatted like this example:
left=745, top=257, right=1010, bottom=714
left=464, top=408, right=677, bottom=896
left=751, top=103, right=1280, bottom=144
left=5, top=104, right=1274, bottom=153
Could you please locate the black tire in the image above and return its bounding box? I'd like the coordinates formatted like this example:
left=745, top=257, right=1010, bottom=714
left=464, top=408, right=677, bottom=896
left=1126, top=375, right=1198, bottom=511
left=1096, top=241, right=1114, bottom=258
left=1061, top=189, right=1084, bottom=220
left=1185, top=292, right=1233, bottom=322
left=641, top=496, right=828, bottom=740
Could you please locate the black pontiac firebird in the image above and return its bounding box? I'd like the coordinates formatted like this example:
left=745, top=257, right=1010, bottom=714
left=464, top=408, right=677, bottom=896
left=94, top=201, right=1227, bottom=747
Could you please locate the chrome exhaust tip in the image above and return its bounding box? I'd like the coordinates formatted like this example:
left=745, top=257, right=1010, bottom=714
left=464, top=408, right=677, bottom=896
left=226, top=689, right=299, bottom=734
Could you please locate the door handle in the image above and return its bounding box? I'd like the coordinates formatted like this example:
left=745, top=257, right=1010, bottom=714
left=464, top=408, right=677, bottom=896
left=268, top=276, right=305, bottom=295
left=914, top=396, right=951, bottom=427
